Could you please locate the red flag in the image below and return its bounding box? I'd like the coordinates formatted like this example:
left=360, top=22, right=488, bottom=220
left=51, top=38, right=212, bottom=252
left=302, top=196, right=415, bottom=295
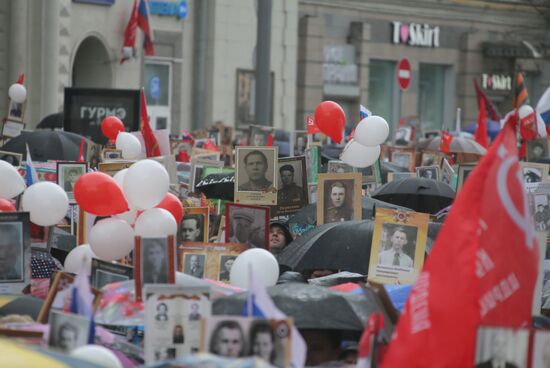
left=439, top=131, right=452, bottom=153
left=77, top=137, right=86, bottom=162
left=120, top=0, right=138, bottom=64
left=137, top=0, right=154, bottom=56
left=16, top=74, right=25, bottom=84
left=474, top=79, right=501, bottom=121
left=356, top=313, right=385, bottom=368
left=381, top=117, right=538, bottom=368
left=140, top=88, right=160, bottom=157
left=474, top=97, right=489, bottom=148
left=267, top=132, right=274, bottom=146
left=203, top=139, right=219, bottom=152
left=306, top=115, right=320, bottom=134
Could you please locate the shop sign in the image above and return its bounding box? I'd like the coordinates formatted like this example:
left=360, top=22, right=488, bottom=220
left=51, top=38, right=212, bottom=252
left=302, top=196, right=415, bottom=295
left=392, top=21, right=440, bottom=48
left=323, top=45, right=358, bottom=84
left=150, top=0, right=187, bottom=19
left=482, top=74, right=512, bottom=91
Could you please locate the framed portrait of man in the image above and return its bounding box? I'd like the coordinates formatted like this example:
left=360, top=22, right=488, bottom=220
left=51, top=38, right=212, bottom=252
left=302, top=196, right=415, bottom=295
left=144, top=285, right=211, bottom=364
left=367, top=208, right=429, bottom=285
left=178, top=243, right=246, bottom=279
left=415, top=166, right=440, bottom=181
left=274, top=157, right=308, bottom=216
left=234, top=146, right=278, bottom=206
left=0, top=150, right=22, bottom=168
left=135, top=235, right=176, bottom=301
left=520, top=162, right=550, bottom=192
left=317, top=173, right=362, bottom=225
left=56, top=162, right=88, bottom=203
left=200, top=316, right=292, bottom=366
left=91, top=258, right=133, bottom=289
left=225, top=203, right=270, bottom=249
left=528, top=183, right=550, bottom=232
left=183, top=252, right=207, bottom=278
left=180, top=207, right=209, bottom=243
left=6, top=99, right=25, bottom=122
left=440, top=158, right=455, bottom=187
left=0, top=212, right=30, bottom=293
left=218, top=255, right=237, bottom=282
left=48, top=310, right=91, bottom=353
left=290, top=131, right=308, bottom=156
left=527, top=138, right=550, bottom=163
left=389, top=147, right=416, bottom=172
left=248, top=125, right=273, bottom=147
left=456, top=163, right=477, bottom=192
left=474, top=326, right=529, bottom=368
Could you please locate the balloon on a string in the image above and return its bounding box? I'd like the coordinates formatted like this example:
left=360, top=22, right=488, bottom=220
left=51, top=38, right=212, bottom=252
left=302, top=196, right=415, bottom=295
left=101, top=116, right=125, bottom=142
left=155, top=193, right=184, bottom=224
left=8, top=83, right=27, bottom=103
left=340, top=140, right=381, bottom=168
left=116, top=132, right=142, bottom=160
left=134, top=208, right=177, bottom=238
left=0, top=198, right=16, bottom=212
left=22, top=182, right=69, bottom=226
left=354, top=116, right=390, bottom=147
left=123, top=160, right=169, bottom=210
left=314, top=101, right=346, bottom=143
left=229, top=248, right=279, bottom=288
left=89, top=218, right=134, bottom=261
left=64, top=244, right=96, bottom=276
left=74, top=172, right=129, bottom=216
left=0, top=161, right=26, bottom=199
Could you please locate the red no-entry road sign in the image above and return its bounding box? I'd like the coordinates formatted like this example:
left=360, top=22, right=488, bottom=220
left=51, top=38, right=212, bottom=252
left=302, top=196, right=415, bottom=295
left=397, top=58, right=412, bottom=91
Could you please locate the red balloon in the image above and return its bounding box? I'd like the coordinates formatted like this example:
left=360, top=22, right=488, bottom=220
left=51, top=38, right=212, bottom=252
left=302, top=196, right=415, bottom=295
left=74, top=172, right=129, bottom=216
left=0, top=198, right=16, bottom=212
left=101, top=116, right=125, bottom=141
left=314, top=101, right=346, bottom=144
left=155, top=193, right=184, bottom=224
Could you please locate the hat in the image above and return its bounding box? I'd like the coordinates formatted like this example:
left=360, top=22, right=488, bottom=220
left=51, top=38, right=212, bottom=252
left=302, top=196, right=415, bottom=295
left=233, top=209, right=254, bottom=223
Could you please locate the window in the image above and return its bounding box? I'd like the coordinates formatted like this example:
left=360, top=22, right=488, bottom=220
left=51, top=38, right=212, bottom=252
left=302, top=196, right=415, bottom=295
left=418, top=64, right=446, bottom=131
left=368, top=60, right=396, bottom=124
left=144, top=62, right=172, bottom=130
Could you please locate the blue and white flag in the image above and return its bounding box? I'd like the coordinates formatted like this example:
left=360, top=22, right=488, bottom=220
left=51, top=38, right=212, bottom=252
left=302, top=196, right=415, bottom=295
left=359, top=105, right=371, bottom=120
left=536, top=86, right=550, bottom=136
left=25, top=144, right=38, bottom=186
left=243, top=270, right=307, bottom=368
left=69, top=267, right=96, bottom=343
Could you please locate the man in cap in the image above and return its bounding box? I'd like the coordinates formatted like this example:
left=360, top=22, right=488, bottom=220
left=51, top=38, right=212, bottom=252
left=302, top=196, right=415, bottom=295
left=229, top=209, right=262, bottom=248
left=239, top=150, right=273, bottom=191
left=324, top=181, right=353, bottom=223
left=278, top=164, right=305, bottom=207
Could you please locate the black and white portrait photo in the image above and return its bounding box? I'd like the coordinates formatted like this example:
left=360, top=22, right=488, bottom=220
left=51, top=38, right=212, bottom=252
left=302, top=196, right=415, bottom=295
left=57, top=162, right=87, bottom=202
left=183, top=253, right=206, bottom=278
left=276, top=157, right=308, bottom=216
left=0, top=150, right=22, bottom=168
left=141, top=237, right=170, bottom=285
left=0, top=222, right=24, bottom=282
left=48, top=310, right=90, bottom=353
left=391, top=152, right=413, bottom=170
left=208, top=319, right=247, bottom=358
left=181, top=213, right=205, bottom=242
left=155, top=302, right=169, bottom=321
left=218, top=255, right=236, bottom=282
left=225, top=204, right=269, bottom=249
left=416, top=166, right=440, bottom=181
left=7, top=100, right=24, bottom=121
left=248, top=126, right=272, bottom=147
left=293, top=132, right=307, bottom=156
left=328, top=160, right=356, bottom=174
left=317, top=173, right=361, bottom=225
left=527, top=139, right=549, bottom=163
left=91, top=257, right=133, bottom=289
left=235, top=147, right=277, bottom=193
left=474, top=326, right=529, bottom=368
left=377, top=224, right=417, bottom=269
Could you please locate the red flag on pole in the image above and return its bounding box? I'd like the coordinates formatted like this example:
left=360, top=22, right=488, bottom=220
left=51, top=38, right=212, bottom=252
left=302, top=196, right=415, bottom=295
left=474, top=79, right=500, bottom=121
left=140, top=88, right=161, bottom=158
left=474, top=96, right=489, bottom=148
left=439, top=130, right=452, bottom=154
left=306, top=115, right=320, bottom=134
left=267, top=132, right=274, bottom=146
left=380, top=115, right=538, bottom=368
left=513, top=72, right=529, bottom=109
left=120, top=0, right=138, bottom=64
left=16, top=74, right=25, bottom=84
left=356, top=313, right=385, bottom=368
left=77, top=137, right=86, bottom=162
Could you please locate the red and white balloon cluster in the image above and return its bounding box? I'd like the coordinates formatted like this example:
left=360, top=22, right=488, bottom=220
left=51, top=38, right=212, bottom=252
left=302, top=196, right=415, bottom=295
left=341, top=115, right=389, bottom=168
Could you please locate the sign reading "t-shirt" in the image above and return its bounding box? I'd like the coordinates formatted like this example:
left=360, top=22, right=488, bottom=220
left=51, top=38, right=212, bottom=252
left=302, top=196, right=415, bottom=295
left=392, top=21, right=440, bottom=48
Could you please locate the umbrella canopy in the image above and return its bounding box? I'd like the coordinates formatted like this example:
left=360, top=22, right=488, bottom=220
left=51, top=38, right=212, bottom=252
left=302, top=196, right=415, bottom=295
left=278, top=220, right=442, bottom=275
left=36, top=112, right=64, bottom=130
left=213, top=283, right=380, bottom=332
left=0, top=295, right=44, bottom=320
left=371, top=177, right=455, bottom=214
left=1, top=130, right=93, bottom=161
left=416, top=136, right=487, bottom=155
left=194, top=172, right=235, bottom=201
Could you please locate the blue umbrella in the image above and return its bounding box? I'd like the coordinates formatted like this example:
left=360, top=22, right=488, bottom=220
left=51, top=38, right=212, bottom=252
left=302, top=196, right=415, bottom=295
left=463, top=120, right=501, bottom=139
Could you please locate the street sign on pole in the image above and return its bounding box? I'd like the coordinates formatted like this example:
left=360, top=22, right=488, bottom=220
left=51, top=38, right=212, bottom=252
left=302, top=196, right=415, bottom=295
left=397, top=58, right=412, bottom=91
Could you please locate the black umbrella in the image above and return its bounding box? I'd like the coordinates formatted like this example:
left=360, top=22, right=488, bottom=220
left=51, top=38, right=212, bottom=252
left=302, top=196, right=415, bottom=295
left=195, top=172, right=235, bottom=201
left=287, top=197, right=412, bottom=227
left=1, top=130, right=93, bottom=161
left=278, top=220, right=442, bottom=275
left=213, top=283, right=382, bottom=332
left=36, top=112, right=64, bottom=130
left=371, top=177, right=455, bottom=214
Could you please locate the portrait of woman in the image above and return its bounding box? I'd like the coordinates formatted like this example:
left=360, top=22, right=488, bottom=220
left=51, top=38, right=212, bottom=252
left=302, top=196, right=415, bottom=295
left=249, top=321, right=275, bottom=364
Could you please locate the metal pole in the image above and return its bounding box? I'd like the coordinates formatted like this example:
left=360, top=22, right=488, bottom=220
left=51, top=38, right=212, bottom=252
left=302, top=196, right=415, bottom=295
left=254, top=0, right=273, bottom=126
left=192, top=0, right=209, bottom=130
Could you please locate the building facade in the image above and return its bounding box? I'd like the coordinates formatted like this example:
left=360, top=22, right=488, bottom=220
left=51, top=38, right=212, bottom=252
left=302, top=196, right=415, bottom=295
left=296, top=0, right=550, bottom=133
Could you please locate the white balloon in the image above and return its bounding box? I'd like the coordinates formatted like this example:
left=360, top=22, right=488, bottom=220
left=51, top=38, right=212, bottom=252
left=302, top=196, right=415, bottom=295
left=114, top=207, right=138, bottom=225
left=8, top=83, right=27, bottom=103
left=354, top=116, right=390, bottom=147
left=230, top=248, right=279, bottom=288
left=116, top=132, right=142, bottom=160
left=123, top=160, right=169, bottom=210
left=519, top=105, right=535, bottom=119
left=0, top=160, right=26, bottom=199
left=71, top=345, right=122, bottom=368
left=340, top=140, right=381, bottom=168
left=113, top=168, right=128, bottom=188
left=64, top=244, right=96, bottom=275
left=22, top=182, right=68, bottom=226
left=89, top=218, right=134, bottom=261
left=134, top=208, right=177, bottom=237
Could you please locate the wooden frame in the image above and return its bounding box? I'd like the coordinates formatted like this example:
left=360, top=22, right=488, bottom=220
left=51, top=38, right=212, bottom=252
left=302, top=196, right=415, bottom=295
left=6, top=99, right=25, bottom=122
left=420, top=151, right=443, bottom=167
left=388, top=146, right=416, bottom=172
left=101, top=148, right=123, bottom=161
left=0, top=149, right=23, bottom=168
left=275, top=156, right=309, bottom=216
left=181, top=207, right=210, bottom=243
left=415, top=165, right=440, bottom=181
left=224, top=203, right=270, bottom=249
left=56, top=161, right=88, bottom=203
left=0, top=212, right=31, bottom=293
left=91, top=258, right=134, bottom=290
left=317, top=172, right=362, bottom=225
left=98, top=161, right=134, bottom=177
left=456, top=163, right=477, bottom=192
left=37, top=271, right=102, bottom=323
left=135, top=235, right=176, bottom=301
left=234, top=146, right=278, bottom=206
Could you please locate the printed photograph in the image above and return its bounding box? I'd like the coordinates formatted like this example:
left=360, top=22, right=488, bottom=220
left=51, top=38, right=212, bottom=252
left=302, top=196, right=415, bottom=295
left=248, top=125, right=273, bottom=147
left=7, top=100, right=24, bottom=122
left=317, top=173, right=362, bottom=225
left=102, top=149, right=123, bottom=161
left=234, top=146, right=278, bottom=205
left=183, top=253, right=206, bottom=278
left=328, top=160, right=356, bottom=174
left=275, top=157, right=308, bottom=216
left=457, top=164, right=477, bottom=192
left=91, top=258, right=133, bottom=289
left=0, top=150, right=23, bottom=168
left=527, top=138, right=549, bottom=163
left=292, top=131, right=308, bottom=156
left=416, top=166, right=440, bottom=180
left=0, top=221, right=24, bottom=282
left=440, top=158, right=455, bottom=187
left=474, top=326, right=529, bottom=368
left=390, top=148, right=416, bottom=172
left=141, top=237, right=171, bottom=284
left=218, top=255, right=237, bottom=282
left=57, top=162, right=88, bottom=202
left=48, top=310, right=91, bottom=353
left=180, top=207, right=209, bottom=243
left=225, top=203, right=269, bottom=249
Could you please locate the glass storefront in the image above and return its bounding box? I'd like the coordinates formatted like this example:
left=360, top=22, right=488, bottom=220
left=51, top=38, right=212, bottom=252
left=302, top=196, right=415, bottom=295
left=418, top=63, right=447, bottom=131
left=368, top=60, right=396, bottom=124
